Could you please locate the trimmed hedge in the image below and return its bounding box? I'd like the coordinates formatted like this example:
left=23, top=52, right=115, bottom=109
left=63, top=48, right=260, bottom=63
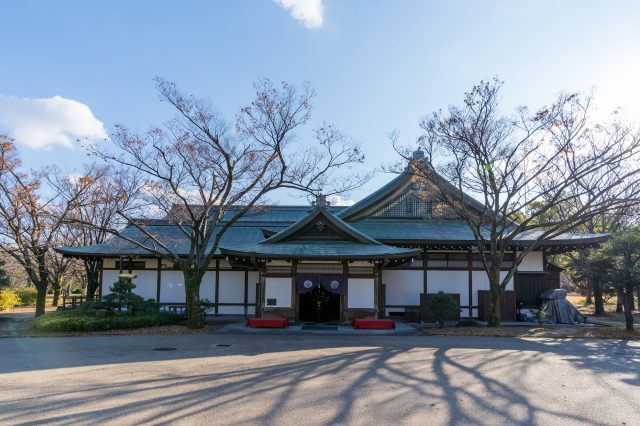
left=33, top=310, right=181, bottom=332
left=15, top=288, right=38, bottom=306
left=0, top=289, right=21, bottom=311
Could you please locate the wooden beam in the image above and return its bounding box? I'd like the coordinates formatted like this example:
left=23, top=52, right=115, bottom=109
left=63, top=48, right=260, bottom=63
left=342, top=260, right=349, bottom=321
left=292, top=260, right=298, bottom=322
left=214, top=259, right=220, bottom=315
left=244, top=269, right=249, bottom=317
left=422, top=247, right=428, bottom=294
left=156, top=258, right=161, bottom=302
left=468, top=250, right=473, bottom=317
left=377, top=263, right=384, bottom=319
left=373, top=263, right=379, bottom=319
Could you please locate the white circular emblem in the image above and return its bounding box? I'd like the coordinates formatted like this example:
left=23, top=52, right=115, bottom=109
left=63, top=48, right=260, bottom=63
left=303, top=280, right=313, bottom=289
left=330, top=280, right=340, bottom=289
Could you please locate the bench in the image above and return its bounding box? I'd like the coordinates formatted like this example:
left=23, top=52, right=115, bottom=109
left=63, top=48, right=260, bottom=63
left=245, top=318, right=289, bottom=328
left=352, top=319, right=395, bottom=330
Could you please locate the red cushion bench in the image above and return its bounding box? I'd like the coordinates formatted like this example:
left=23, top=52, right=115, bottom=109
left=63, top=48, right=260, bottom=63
left=245, top=318, right=289, bottom=328
left=351, top=319, right=395, bottom=330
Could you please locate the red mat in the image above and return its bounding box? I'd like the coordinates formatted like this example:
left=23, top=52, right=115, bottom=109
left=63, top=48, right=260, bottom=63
left=245, top=318, right=288, bottom=328
left=351, top=319, right=395, bottom=330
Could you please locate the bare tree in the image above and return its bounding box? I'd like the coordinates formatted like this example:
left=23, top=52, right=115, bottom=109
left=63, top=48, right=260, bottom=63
left=85, top=78, right=367, bottom=328
left=403, top=79, right=640, bottom=327
left=49, top=164, right=143, bottom=299
left=0, top=136, right=93, bottom=316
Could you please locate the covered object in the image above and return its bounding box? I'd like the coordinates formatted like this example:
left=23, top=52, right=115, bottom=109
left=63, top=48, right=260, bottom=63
left=538, top=289, right=586, bottom=324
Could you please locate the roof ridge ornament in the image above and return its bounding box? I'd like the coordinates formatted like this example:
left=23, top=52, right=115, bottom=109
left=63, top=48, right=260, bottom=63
left=311, top=193, right=330, bottom=208
left=411, top=147, right=425, bottom=162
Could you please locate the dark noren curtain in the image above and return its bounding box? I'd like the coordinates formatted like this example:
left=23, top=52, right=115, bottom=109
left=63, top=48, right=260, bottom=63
left=296, top=274, right=345, bottom=295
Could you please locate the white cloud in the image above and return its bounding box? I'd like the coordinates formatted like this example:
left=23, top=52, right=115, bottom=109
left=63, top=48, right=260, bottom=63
left=0, top=95, right=107, bottom=150
left=273, top=0, right=324, bottom=29
left=327, top=194, right=355, bottom=206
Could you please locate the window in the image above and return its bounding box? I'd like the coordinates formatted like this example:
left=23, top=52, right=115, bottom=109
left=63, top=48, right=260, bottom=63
left=115, top=260, right=147, bottom=270
left=425, top=252, right=515, bottom=269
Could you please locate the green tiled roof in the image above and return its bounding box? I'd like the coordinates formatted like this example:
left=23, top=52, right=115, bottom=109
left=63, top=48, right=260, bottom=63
left=351, top=220, right=609, bottom=245
left=220, top=241, right=420, bottom=260
left=56, top=224, right=289, bottom=258
left=56, top=177, right=610, bottom=259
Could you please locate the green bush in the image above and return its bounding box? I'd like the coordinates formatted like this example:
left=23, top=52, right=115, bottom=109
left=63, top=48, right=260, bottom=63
left=426, top=291, right=461, bottom=328
left=15, top=288, right=38, bottom=306
left=97, top=274, right=156, bottom=314
left=0, top=289, right=21, bottom=311
left=33, top=310, right=181, bottom=332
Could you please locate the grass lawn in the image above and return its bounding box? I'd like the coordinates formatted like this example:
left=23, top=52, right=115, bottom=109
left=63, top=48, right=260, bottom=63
left=421, top=325, right=639, bottom=339
left=567, top=293, right=640, bottom=324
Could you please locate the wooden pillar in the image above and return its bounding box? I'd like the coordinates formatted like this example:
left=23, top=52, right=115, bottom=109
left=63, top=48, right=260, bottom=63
left=342, top=260, right=349, bottom=322
left=256, top=264, right=264, bottom=318
left=377, top=262, right=384, bottom=319
left=468, top=249, right=473, bottom=317
left=214, top=259, right=220, bottom=315
left=128, top=256, right=133, bottom=273
left=118, top=256, right=123, bottom=273
left=422, top=247, right=428, bottom=294
left=98, top=258, right=104, bottom=298
left=291, top=260, right=298, bottom=322
left=243, top=269, right=249, bottom=317
left=156, top=258, right=162, bottom=302
left=373, top=263, right=380, bottom=319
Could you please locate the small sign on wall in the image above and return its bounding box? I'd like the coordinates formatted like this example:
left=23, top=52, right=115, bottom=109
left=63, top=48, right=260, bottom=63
left=266, top=298, right=277, bottom=306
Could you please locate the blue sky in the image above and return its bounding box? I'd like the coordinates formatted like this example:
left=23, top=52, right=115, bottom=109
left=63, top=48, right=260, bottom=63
left=2, top=0, right=640, bottom=204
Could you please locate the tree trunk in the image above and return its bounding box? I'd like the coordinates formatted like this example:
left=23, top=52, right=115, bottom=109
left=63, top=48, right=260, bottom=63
left=35, top=284, right=47, bottom=317
left=585, top=288, right=593, bottom=305
left=52, top=276, right=63, bottom=307
left=52, top=285, right=61, bottom=307
left=183, top=268, right=205, bottom=329
left=593, top=284, right=605, bottom=316
left=623, top=286, right=634, bottom=332
left=85, top=260, right=101, bottom=300
left=34, top=251, right=50, bottom=318
left=616, top=288, right=624, bottom=313
left=488, top=266, right=501, bottom=327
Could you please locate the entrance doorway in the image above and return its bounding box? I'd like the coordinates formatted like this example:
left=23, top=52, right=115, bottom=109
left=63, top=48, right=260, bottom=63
left=298, top=286, right=341, bottom=323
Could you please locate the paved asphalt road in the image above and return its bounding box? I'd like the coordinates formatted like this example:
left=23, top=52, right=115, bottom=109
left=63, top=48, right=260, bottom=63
left=0, top=333, right=638, bottom=425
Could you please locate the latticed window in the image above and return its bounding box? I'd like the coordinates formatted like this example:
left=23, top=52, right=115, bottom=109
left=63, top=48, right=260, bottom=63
left=372, top=191, right=456, bottom=219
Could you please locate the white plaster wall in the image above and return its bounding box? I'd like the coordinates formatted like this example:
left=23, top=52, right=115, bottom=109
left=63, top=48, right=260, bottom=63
left=102, top=270, right=121, bottom=294
left=382, top=270, right=422, bottom=306
left=348, top=278, right=375, bottom=309
left=517, top=252, right=544, bottom=272
left=264, top=277, right=291, bottom=308
left=218, top=271, right=245, bottom=314
left=218, top=271, right=244, bottom=303
left=130, top=270, right=157, bottom=300
left=427, top=271, right=468, bottom=307
left=160, top=271, right=186, bottom=303
left=200, top=271, right=216, bottom=303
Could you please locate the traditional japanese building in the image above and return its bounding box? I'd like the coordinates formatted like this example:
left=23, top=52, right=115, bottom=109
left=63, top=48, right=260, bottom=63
left=57, top=151, right=608, bottom=322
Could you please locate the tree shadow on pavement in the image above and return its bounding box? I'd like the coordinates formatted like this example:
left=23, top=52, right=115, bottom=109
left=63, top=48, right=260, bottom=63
left=0, top=335, right=638, bottom=425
